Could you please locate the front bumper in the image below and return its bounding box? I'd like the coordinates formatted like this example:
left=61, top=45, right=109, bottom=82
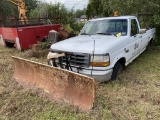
left=72, top=68, right=113, bottom=82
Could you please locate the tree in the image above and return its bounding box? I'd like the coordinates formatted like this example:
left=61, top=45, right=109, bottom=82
left=30, top=2, right=76, bottom=25
left=0, top=0, right=38, bottom=18
left=24, top=0, right=38, bottom=14
left=0, top=0, right=17, bottom=18
left=86, top=0, right=113, bottom=18
left=86, top=3, right=92, bottom=19
left=29, top=1, right=48, bottom=18
left=75, top=9, right=86, bottom=18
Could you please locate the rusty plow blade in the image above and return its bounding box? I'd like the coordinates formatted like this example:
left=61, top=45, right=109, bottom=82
left=11, top=56, right=96, bottom=110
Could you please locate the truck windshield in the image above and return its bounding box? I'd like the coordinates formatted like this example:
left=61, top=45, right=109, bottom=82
left=81, top=19, right=128, bottom=36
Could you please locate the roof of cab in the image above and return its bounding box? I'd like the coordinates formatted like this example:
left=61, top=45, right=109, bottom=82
left=89, top=16, right=136, bottom=21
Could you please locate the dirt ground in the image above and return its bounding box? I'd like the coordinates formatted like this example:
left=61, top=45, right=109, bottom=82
left=0, top=45, right=160, bottom=120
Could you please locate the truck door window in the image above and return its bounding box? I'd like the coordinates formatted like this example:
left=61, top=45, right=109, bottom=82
left=131, top=19, right=139, bottom=36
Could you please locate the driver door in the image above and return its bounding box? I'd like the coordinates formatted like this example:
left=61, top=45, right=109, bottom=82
left=130, top=19, right=142, bottom=58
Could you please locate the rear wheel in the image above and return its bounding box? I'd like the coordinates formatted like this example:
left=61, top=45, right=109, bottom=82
left=146, top=40, right=153, bottom=51
left=111, top=62, right=123, bottom=80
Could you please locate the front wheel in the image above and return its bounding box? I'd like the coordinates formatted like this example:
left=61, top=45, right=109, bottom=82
left=111, top=62, right=123, bottom=80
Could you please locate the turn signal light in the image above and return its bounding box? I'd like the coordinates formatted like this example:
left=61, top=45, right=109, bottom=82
left=90, top=61, right=110, bottom=67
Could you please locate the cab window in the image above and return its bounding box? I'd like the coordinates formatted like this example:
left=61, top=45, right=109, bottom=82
left=131, top=19, right=139, bottom=36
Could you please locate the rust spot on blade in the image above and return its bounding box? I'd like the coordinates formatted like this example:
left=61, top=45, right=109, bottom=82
left=11, top=56, right=96, bottom=111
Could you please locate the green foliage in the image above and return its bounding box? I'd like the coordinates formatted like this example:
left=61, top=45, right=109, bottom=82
left=63, top=22, right=85, bottom=34
left=87, top=0, right=160, bottom=18
left=100, top=0, right=113, bottom=17
left=29, top=2, right=81, bottom=33
left=90, top=0, right=101, bottom=15
left=30, top=2, right=76, bottom=25
left=29, top=2, right=48, bottom=18
left=86, top=0, right=113, bottom=18
left=64, top=24, right=74, bottom=32
left=0, top=0, right=18, bottom=26
left=75, top=9, right=86, bottom=18
left=0, top=0, right=17, bottom=18
left=29, top=9, right=39, bottom=18
left=0, top=0, right=38, bottom=18
left=153, top=10, right=160, bottom=45
left=0, top=0, right=38, bottom=26
left=70, top=22, right=85, bottom=33
left=155, top=24, right=160, bottom=45
left=24, top=0, right=38, bottom=16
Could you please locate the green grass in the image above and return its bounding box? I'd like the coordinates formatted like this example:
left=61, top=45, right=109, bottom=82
left=0, top=45, right=160, bottom=120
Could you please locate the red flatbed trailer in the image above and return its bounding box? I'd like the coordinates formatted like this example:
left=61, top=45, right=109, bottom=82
left=0, top=24, right=61, bottom=50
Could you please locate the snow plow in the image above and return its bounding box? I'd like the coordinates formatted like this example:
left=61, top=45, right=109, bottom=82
left=11, top=56, right=96, bottom=111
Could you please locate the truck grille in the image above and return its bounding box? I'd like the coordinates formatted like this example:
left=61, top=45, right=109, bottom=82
left=62, top=53, right=90, bottom=68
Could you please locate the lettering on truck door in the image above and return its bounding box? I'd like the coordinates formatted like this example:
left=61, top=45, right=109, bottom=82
left=130, top=19, right=142, bottom=57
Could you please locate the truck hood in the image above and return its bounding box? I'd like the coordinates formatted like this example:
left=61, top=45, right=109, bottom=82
left=50, top=35, right=125, bottom=54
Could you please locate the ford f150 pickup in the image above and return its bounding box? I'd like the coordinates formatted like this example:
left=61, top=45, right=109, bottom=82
left=48, top=16, right=156, bottom=81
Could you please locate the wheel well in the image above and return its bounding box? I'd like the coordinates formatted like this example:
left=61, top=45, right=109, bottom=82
left=5, top=41, right=15, bottom=48
left=149, top=38, right=154, bottom=44
left=117, top=57, right=126, bottom=68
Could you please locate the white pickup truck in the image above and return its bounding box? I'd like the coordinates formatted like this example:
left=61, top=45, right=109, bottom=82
left=48, top=16, right=156, bottom=81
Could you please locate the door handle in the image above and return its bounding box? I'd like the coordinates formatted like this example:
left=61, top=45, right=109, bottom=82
left=124, top=48, right=129, bottom=53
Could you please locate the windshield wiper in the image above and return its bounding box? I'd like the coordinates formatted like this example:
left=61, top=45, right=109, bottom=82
left=81, top=33, right=90, bottom=35
left=97, top=32, right=115, bottom=36
left=97, top=32, right=106, bottom=35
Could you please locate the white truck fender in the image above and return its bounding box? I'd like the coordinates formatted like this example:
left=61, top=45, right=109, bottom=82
left=111, top=54, right=126, bottom=68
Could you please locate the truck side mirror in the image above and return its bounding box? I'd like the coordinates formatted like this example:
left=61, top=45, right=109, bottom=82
left=139, top=29, right=146, bottom=34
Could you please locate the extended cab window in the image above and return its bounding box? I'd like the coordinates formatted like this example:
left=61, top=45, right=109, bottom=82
left=131, top=19, right=139, bottom=36
left=81, top=19, right=128, bottom=36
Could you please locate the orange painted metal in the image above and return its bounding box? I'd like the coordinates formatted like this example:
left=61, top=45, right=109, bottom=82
left=11, top=56, right=96, bottom=110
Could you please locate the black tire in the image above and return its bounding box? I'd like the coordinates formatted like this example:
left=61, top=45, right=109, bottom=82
left=146, top=39, right=154, bottom=51
left=111, top=62, right=123, bottom=80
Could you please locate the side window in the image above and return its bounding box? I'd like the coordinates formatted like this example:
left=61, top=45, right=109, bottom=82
left=131, top=19, right=139, bottom=36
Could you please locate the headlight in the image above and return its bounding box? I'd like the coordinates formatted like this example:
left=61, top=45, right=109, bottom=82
left=90, top=54, right=110, bottom=67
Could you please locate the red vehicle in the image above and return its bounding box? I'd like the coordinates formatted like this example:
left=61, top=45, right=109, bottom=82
left=0, top=24, right=61, bottom=50
left=0, top=0, right=61, bottom=50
